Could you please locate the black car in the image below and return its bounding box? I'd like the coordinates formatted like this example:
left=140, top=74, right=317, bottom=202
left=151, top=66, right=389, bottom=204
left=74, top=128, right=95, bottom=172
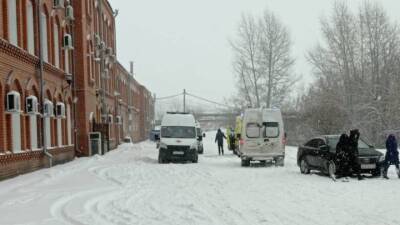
left=297, top=135, right=384, bottom=177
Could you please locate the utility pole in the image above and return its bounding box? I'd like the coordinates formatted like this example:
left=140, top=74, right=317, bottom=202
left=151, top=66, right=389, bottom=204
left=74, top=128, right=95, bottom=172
left=183, top=89, right=186, bottom=113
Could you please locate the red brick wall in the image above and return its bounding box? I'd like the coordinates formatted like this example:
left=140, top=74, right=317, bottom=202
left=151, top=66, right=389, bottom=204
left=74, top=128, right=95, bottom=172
left=0, top=146, right=75, bottom=181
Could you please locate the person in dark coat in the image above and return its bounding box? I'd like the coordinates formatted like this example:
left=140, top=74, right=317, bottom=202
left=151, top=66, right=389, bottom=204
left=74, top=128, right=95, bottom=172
left=215, top=129, right=227, bottom=155
left=383, top=134, right=400, bottom=179
left=349, top=129, right=363, bottom=180
left=336, top=134, right=351, bottom=178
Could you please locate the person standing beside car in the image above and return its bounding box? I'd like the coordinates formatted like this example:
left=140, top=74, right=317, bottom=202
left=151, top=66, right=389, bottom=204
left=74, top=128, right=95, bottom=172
left=336, top=134, right=351, bottom=178
left=382, top=134, right=400, bottom=179
left=349, top=129, right=363, bottom=180
left=215, top=129, right=227, bottom=155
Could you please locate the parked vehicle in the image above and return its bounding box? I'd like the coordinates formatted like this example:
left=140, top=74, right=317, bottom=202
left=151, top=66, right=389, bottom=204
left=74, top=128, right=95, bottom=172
left=196, top=121, right=205, bottom=154
left=156, top=112, right=199, bottom=163
left=237, top=108, right=285, bottom=167
left=297, top=135, right=384, bottom=177
left=149, top=126, right=161, bottom=141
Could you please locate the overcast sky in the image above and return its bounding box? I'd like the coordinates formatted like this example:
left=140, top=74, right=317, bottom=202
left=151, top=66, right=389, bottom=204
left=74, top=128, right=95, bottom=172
left=111, top=0, right=400, bottom=104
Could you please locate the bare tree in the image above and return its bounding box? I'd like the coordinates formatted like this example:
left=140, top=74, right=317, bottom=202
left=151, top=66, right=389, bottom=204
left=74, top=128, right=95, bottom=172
left=230, top=10, right=296, bottom=108
left=303, top=0, right=400, bottom=146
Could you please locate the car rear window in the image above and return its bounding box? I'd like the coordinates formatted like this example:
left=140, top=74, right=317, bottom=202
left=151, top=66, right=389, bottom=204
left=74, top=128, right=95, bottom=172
left=246, top=123, right=260, bottom=138
left=263, top=122, right=279, bottom=138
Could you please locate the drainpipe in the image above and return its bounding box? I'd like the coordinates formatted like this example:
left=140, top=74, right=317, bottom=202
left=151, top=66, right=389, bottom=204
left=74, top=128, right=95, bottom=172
left=70, top=0, right=78, bottom=156
left=37, top=0, right=53, bottom=167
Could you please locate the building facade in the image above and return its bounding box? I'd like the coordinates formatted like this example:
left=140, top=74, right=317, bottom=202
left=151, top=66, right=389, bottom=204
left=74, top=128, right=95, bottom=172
left=73, top=0, right=154, bottom=156
left=0, top=0, right=155, bottom=180
left=0, top=0, right=75, bottom=180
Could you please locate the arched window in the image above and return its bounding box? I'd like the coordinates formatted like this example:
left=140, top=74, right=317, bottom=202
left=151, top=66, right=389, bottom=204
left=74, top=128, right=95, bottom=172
left=53, top=21, right=60, bottom=68
left=7, top=0, right=18, bottom=45
left=40, top=10, right=49, bottom=62
left=26, top=0, right=35, bottom=54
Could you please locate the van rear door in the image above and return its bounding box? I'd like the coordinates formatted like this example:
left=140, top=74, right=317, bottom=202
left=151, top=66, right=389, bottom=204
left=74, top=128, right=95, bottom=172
left=243, top=122, right=263, bottom=153
left=261, top=122, right=281, bottom=153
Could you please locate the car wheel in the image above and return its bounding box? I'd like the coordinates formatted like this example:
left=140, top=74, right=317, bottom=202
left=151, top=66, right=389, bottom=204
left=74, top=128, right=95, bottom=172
left=241, top=159, right=250, bottom=167
left=300, top=158, right=310, bottom=174
left=328, top=161, right=336, bottom=178
left=158, top=154, right=164, bottom=164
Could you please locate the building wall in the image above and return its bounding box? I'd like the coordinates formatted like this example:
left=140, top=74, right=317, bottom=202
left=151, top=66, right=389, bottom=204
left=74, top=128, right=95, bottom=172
left=0, top=0, right=155, bottom=180
left=0, top=0, right=75, bottom=179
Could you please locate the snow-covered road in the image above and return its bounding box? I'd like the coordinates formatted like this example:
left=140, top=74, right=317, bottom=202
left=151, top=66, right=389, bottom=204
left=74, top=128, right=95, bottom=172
left=1, top=131, right=400, bottom=225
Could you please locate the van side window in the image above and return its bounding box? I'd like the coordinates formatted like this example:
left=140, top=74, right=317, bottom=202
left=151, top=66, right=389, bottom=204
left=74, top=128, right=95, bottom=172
left=246, top=123, right=260, bottom=138
left=263, top=122, right=279, bottom=138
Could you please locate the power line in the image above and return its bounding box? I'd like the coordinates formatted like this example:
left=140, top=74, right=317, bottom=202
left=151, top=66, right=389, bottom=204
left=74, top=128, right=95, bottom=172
left=155, top=93, right=182, bottom=101
left=186, top=92, right=233, bottom=109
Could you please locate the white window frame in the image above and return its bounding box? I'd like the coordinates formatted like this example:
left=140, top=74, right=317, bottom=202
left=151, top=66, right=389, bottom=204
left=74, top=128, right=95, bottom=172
left=26, top=0, right=35, bottom=54
left=53, top=23, right=60, bottom=68
left=7, top=0, right=18, bottom=46
left=40, top=12, right=49, bottom=62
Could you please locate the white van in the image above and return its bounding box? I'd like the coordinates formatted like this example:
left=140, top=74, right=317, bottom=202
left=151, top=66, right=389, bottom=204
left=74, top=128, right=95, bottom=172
left=238, top=108, right=285, bottom=167
left=157, top=112, right=199, bottom=163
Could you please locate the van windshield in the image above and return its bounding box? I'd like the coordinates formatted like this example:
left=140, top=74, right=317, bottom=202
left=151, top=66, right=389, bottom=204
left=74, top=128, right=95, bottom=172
left=263, top=122, right=279, bottom=138
left=161, top=126, right=196, bottom=139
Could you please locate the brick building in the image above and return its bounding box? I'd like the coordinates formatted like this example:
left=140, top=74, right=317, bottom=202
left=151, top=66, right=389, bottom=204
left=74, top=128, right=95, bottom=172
left=0, top=0, right=155, bottom=179
left=0, top=0, right=75, bottom=180
left=73, top=0, right=154, bottom=156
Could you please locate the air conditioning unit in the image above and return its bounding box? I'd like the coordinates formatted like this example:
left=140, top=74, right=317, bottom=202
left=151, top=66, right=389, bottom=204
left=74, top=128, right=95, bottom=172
left=65, top=5, right=74, bottom=21
left=56, top=102, right=66, bottom=118
left=94, top=34, right=101, bottom=45
left=105, top=47, right=113, bottom=56
left=97, top=41, right=105, bottom=51
left=65, top=73, right=73, bottom=84
left=115, top=116, right=122, bottom=124
left=26, top=96, right=39, bottom=114
left=43, top=99, right=54, bottom=117
left=63, top=34, right=73, bottom=50
left=53, top=0, right=64, bottom=9
left=6, top=91, right=21, bottom=112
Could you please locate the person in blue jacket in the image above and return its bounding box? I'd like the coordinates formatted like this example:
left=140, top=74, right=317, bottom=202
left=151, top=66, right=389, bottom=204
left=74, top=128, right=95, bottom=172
left=383, top=134, right=400, bottom=179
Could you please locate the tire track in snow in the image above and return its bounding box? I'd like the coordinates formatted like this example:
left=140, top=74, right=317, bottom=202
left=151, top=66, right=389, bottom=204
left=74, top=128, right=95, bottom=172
left=50, top=187, right=115, bottom=225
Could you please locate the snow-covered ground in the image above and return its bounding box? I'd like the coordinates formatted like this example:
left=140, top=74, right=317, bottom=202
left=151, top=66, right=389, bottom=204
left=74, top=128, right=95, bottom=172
left=1, top=131, right=400, bottom=225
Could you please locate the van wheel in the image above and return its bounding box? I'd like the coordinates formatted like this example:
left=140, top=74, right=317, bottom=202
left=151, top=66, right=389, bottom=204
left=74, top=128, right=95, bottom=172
left=275, top=157, right=285, bottom=167
left=241, top=159, right=250, bottom=167
left=300, top=158, right=310, bottom=174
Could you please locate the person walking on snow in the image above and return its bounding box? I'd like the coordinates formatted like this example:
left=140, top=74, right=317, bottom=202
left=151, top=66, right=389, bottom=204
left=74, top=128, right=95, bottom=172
left=383, top=134, right=400, bottom=179
left=215, top=129, right=227, bottom=155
